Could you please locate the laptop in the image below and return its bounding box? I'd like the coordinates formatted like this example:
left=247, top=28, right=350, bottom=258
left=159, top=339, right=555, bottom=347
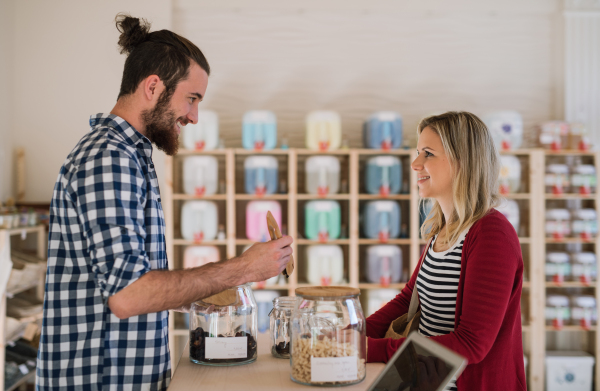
left=367, top=331, right=467, bottom=391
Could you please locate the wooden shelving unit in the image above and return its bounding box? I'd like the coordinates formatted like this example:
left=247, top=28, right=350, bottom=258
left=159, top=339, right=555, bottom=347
left=164, top=147, right=600, bottom=390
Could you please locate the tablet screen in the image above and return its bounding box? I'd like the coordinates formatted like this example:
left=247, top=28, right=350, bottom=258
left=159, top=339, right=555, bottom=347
left=370, top=340, right=455, bottom=391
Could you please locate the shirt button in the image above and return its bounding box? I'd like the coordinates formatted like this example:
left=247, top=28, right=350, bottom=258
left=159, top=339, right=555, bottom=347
left=150, top=164, right=155, bottom=169
left=158, top=198, right=162, bottom=203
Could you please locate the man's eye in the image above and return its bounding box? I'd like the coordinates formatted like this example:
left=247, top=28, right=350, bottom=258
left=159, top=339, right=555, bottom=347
left=189, top=98, right=196, bottom=103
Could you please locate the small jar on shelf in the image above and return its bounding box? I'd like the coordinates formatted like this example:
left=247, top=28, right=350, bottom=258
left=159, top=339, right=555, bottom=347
left=545, top=252, right=571, bottom=284
left=545, top=209, right=571, bottom=239
left=545, top=164, right=570, bottom=195
left=571, top=252, right=597, bottom=284
left=570, top=295, right=597, bottom=329
left=570, top=209, right=598, bottom=240
left=570, top=165, right=596, bottom=195
left=269, top=296, right=295, bottom=359
left=545, top=295, right=570, bottom=329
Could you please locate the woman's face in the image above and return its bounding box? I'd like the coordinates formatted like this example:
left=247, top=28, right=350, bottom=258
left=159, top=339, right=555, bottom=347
left=411, top=126, right=454, bottom=202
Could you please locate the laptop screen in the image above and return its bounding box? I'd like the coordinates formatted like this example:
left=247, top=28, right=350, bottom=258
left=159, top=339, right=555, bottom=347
left=370, top=339, right=457, bottom=391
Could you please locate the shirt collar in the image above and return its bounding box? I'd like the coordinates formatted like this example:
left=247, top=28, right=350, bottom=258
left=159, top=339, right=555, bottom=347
left=89, top=113, right=153, bottom=158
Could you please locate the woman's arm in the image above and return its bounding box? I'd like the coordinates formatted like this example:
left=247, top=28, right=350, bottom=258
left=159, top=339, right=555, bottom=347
left=366, top=222, right=522, bottom=364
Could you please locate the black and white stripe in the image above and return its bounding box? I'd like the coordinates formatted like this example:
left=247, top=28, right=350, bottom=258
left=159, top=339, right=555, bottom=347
left=416, top=229, right=468, bottom=391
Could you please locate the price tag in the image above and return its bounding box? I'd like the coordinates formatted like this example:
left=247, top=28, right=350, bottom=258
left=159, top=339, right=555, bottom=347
left=18, top=364, right=29, bottom=375
left=205, top=337, right=247, bottom=359
left=311, top=356, right=358, bottom=382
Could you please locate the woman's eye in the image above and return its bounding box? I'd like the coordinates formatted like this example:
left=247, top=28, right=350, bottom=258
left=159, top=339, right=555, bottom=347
left=425, top=151, right=433, bottom=157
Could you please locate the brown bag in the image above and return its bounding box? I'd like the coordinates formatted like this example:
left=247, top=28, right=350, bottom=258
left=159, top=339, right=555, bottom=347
left=384, top=238, right=431, bottom=339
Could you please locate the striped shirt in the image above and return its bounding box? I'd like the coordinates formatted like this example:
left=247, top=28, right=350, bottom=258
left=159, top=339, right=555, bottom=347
left=416, top=228, right=469, bottom=391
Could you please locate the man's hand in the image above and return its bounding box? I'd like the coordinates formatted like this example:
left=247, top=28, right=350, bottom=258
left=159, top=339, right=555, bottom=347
left=237, top=236, right=293, bottom=282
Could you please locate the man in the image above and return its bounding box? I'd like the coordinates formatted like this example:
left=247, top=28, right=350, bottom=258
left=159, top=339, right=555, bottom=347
left=36, top=14, right=293, bottom=391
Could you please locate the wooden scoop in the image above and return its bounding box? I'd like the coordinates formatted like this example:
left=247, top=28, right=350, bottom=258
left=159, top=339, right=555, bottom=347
left=266, top=211, right=294, bottom=278
left=202, top=288, right=238, bottom=306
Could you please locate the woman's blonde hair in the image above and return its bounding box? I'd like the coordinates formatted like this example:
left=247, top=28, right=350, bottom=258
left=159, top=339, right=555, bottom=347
left=419, top=111, right=501, bottom=245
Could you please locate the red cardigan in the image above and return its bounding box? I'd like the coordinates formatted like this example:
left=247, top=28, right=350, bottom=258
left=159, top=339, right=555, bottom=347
left=366, top=210, right=526, bottom=390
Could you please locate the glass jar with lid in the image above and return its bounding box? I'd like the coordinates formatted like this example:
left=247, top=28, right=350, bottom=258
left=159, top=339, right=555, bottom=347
left=571, top=252, right=597, bottom=285
left=189, top=284, right=258, bottom=366
left=269, top=296, right=295, bottom=358
left=545, top=252, right=571, bottom=283
left=546, top=295, right=570, bottom=329
left=571, top=164, right=596, bottom=195
left=290, top=286, right=366, bottom=387
left=545, top=164, right=570, bottom=194
left=545, top=209, right=571, bottom=239
left=571, top=209, right=598, bottom=240
left=570, top=295, right=597, bottom=329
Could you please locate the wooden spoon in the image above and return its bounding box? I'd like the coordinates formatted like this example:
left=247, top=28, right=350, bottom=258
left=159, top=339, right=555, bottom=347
left=266, top=211, right=294, bottom=278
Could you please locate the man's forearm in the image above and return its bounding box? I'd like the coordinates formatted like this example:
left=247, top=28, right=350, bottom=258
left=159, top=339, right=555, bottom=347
left=108, top=257, right=246, bottom=319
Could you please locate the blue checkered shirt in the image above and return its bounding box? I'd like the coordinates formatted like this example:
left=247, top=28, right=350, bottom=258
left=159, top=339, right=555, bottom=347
left=36, top=114, right=170, bottom=390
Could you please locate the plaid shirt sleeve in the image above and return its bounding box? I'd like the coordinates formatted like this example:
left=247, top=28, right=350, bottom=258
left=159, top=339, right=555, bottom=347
left=67, top=149, right=152, bottom=302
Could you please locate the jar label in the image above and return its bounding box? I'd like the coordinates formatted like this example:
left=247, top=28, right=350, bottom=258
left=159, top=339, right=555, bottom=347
left=205, top=337, right=247, bottom=359
left=545, top=263, right=571, bottom=276
left=572, top=264, right=597, bottom=278
left=311, top=356, right=358, bottom=382
left=545, top=307, right=570, bottom=320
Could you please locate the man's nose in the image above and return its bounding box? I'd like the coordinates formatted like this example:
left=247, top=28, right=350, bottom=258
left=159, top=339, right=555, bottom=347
left=187, top=107, right=198, bottom=124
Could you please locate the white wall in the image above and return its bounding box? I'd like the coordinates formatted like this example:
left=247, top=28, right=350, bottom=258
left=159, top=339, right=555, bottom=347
left=0, top=0, right=15, bottom=201
left=173, top=0, right=564, bottom=149
left=12, top=0, right=171, bottom=203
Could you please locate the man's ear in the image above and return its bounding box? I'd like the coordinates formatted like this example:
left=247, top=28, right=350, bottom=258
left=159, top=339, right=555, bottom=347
left=142, top=75, right=163, bottom=102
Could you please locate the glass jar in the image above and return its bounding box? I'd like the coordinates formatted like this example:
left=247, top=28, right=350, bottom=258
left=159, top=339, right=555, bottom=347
left=545, top=295, right=570, bottom=329
left=545, top=252, right=571, bottom=283
left=291, top=286, right=366, bottom=387
left=545, top=209, right=571, bottom=239
left=571, top=164, right=596, bottom=195
left=269, top=296, right=295, bottom=359
left=571, top=252, right=597, bottom=285
left=570, top=295, right=597, bottom=329
left=189, top=284, right=258, bottom=366
left=545, top=164, right=570, bottom=194
left=499, top=155, right=522, bottom=194
left=571, top=209, right=598, bottom=240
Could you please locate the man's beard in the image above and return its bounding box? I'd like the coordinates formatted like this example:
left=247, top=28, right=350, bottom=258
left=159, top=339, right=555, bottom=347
left=141, top=90, right=181, bottom=156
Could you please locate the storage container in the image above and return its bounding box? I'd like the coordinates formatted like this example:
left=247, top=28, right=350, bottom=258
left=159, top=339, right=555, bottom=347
left=495, top=199, right=520, bottom=234
left=545, top=295, right=570, bottom=329
left=246, top=201, right=282, bottom=242
left=269, top=296, right=295, bottom=358
left=305, top=245, right=344, bottom=286
left=568, top=122, right=592, bottom=151
left=545, top=209, right=571, bottom=239
left=545, top=351, right=594, bottom=391
left=545, top=252, right=571, bottom=284
left=362, top=111, right=403, bottom=150
left=244, top=156, right=279, bottom=195
left=499, top=155, right=522, bottom=194
left=291, top=287, right=366, bottom=386
left=362, top=201, right=401, bottom=241
left=181, top=110, right=219, bottom=151
left=570, top=295, right=597, bottom=329
left=481, top=111, right=524, bottom=151
left=254, top=290, right=280, bottom=334
left=539, top=121, right=570, bottom=151
left=182, top=156, right=219, bottom=196
left=365, top=156, right=402, bottom=196
left=365, top=245, right=403, bottom=286
left=305, top=156, right=341, bottom=195
left=304, top=200, right=341, bottom=241
left=571, top=252, right=597, bottom=285
left=183, top=246, right=220, bottom=269
left=545, top=164, right=571, bottom=195
left=181, top=201, right=219, bottom=242
left=571, top=164, right=596, bottom=195
left=189, top=284, right=258, bottom=366
left=242, top=110, right=277, bottom=151
left=571, top=209, right=598, bottom=240
left=366, top=289, right=400, bottom=317
left=305, top=111, right=342, bottom=151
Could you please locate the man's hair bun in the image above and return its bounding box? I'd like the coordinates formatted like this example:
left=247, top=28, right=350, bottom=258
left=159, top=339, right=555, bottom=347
left=115, top=13, right=151, bottom=55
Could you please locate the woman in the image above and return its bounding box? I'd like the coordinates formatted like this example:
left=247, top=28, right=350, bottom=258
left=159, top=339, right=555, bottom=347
left=366, top=112, right=526, bottom=390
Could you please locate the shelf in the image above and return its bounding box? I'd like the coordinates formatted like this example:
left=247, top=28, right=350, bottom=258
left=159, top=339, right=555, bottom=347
left=545, top=282, right=596, bottom=288
left=545, top=238, right=597, bottom=244
left=522, top=325, right=531, bottom=332
left=295, top=149, right=351, bottom=155
left=544, top=150, right=597, bottom=156
left=6, top=370, right=37, bottom=391
left=235, top=194, right=289, bottom=200
left=236, top=239, right=261, bottom=245
left=297, top=239, right=350, bottom=245
left=234, top=148, right=291, bottom=155
left=355, top=149, right=412, bottom=155
left=296, top=194, right=351, bottom=200
left=545, top=325, right=597, bottom=332
left=544, top=194, right=596, bottom=200
left=6, top=281, right=40, bottom=299
left=176, top=149, right=228, bottom=155
left=522, top=281, right=530, bottom=288
left=358, top=239, right=411, bottom=245
left=501, top=193, right=531, bottom=199
left=172, top=329, right=189, bottom=336
left=5, top=225, right=44, bottom=236
left=357, top=194, right=411, bottom=200
left=358, top=283, right=406, bottom=290
left=172, top=194, right=227, bottom=200
left=173, top=239, right=228, bottom=246
left=519, top=237, right=531, bottom=244
left=498, top=149, right=539, bottom=155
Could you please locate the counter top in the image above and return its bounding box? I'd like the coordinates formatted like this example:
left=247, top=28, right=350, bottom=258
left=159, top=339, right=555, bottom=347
left=169, top=333, right=385, bottom=390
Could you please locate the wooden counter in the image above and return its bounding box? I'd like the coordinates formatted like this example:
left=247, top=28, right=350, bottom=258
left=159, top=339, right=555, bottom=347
left=169, top=333, right=385, bottom=390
